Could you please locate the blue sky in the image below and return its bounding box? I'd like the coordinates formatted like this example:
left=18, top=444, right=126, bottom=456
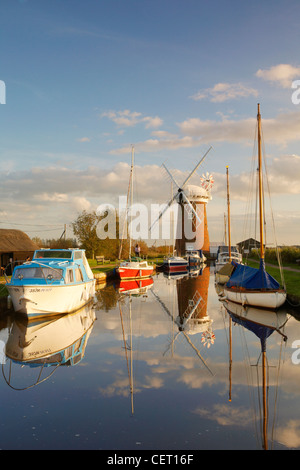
left=1, top=0, right=300, bottom=245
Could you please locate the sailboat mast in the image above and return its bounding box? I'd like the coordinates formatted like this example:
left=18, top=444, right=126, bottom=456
left=257, top=104, right=264, bottom=260
left=129, top=146, right=134, bottom=260
left=226, top=166, right=231, bottom=261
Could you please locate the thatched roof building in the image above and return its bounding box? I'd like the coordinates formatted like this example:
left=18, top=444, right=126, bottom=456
left=0, top=229, right=39, bottom=271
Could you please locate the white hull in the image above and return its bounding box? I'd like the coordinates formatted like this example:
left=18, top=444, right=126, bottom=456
left=225, top=288, right=286, bottom=309
left=7, top=279, right=96, bottom=318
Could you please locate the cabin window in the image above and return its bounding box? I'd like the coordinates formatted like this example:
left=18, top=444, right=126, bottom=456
left=74, top=251, right=82, bottom=259
left=14, top=267, right=63, bottom=280
left=66, top=269, right=74, bottom=283
left=75, top=268, right=83, bottom=282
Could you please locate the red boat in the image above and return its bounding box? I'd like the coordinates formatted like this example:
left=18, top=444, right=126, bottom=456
left=116, top=258, right=154, bottom=280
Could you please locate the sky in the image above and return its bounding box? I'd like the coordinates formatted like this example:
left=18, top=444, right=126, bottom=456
left=1, top=0, right=300, bottom=246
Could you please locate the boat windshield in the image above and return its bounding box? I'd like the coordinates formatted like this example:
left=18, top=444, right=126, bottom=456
left=14, top=267, right=63, bottom=281
left=34, top=250, right=72, bottom=259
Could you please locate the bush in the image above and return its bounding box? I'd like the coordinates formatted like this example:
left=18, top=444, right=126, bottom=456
left=250, top=247, right=300, bottom=264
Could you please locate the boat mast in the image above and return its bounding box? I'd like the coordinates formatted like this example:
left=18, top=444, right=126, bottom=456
left=257, top=104, right=264, bottom=261
left=226, top=166, right=231, bottom=261
left=118, top=145, right=135, bottom=260
left=129, top=145, right=134, bottom=260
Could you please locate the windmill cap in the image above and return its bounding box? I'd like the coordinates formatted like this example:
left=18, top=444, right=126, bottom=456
left=184, top=184, right=212, bottom=201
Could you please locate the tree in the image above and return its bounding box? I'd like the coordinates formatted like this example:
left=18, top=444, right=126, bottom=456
left=72, top=210, right=123, bottom=260
left=72, top=210, right=102, bottom=259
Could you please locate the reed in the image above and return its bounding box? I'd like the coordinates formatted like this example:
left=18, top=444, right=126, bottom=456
left=250, top=247, right=300, bottom=266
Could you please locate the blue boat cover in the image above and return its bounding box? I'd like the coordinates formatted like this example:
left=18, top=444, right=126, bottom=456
left=226, top=259, right=280, bottom=290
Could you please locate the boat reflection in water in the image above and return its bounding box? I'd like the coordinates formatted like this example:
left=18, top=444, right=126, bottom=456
left=3, top=302, right=96, bottom=390
left=117, top=278, right=154, bottom=415
left=221, top=298, right=289, bottom=450
left=117, top=277, right=154, bottom=296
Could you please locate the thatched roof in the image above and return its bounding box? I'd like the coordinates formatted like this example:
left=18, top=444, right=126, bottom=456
left=0, top=229, right=39, bottom=252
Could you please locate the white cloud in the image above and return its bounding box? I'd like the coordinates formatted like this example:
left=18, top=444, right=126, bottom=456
left=194, top=404, right=252, bottom=427
left=100, top=109, right=163, bottom=129
left=256, top=63, right=300, bottom=88
left=71, top=196, right=92, bottom=212
left=108, top=109, right=300, bottom=155
left=276, top=420, right=300, bottom=448
left=191, top=82, right=258, bottom=102
left=37, top=193, right=69, bottom=203
left=77, top=137, right=91, bottom=142
left=179, top=110, right=300, bottom=146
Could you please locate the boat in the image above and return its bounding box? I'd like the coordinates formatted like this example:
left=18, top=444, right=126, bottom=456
left=116, top=146, right=154, bottom=280
left=215, top=246, right=242, bottom=271
left=185, top=249, right=206, bottom=266
left=158, top=255, right=188, bottom=272
left=5, top=248, right=96, bottom=318
left=215, top=261, right=236, bottom=285
left=116, top=257, right=154, bottom=279
left=215, top=166, right=242, bottom=284
left=224, top=104, right=286, bottom=309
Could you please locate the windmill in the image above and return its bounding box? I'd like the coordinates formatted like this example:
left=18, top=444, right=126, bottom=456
left=150, top=146, right=214, bottom=257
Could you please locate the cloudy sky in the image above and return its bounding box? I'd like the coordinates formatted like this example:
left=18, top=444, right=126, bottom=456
left=1, top=0, right=300, bottom=245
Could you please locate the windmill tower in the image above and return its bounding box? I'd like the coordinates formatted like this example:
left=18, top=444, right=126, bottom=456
left=151, top=147, right=214, bottom=258
left=175, top=173, right=213, bottom=257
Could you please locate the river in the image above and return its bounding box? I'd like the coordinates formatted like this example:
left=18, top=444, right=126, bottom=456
left=1, top=265, right=300, bottom=450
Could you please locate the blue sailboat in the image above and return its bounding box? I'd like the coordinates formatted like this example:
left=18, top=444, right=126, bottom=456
left=225, top=105, right=286, bottom=309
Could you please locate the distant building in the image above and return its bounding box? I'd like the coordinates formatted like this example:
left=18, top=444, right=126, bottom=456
left=0, top=229, right=39, bottom=274
left=237, top=238, right=260, bottom=255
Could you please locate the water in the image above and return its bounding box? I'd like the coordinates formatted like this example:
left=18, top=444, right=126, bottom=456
left=1, top=265, right=300, bottom=451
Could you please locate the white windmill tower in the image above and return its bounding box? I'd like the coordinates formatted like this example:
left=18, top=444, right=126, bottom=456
left=151, top=147, right=214, bottom=259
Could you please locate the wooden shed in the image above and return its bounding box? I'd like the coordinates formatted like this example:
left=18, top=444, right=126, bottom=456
left=237, top=237, right=260, bottom=255
left=0, top=229, right=39, bottom=274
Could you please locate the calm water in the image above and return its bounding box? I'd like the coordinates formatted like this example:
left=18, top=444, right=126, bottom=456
left=1, top=265, right=300, bottom=451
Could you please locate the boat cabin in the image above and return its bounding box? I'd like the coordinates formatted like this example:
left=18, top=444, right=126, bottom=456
left=10, top=249, right=93, bottom=286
